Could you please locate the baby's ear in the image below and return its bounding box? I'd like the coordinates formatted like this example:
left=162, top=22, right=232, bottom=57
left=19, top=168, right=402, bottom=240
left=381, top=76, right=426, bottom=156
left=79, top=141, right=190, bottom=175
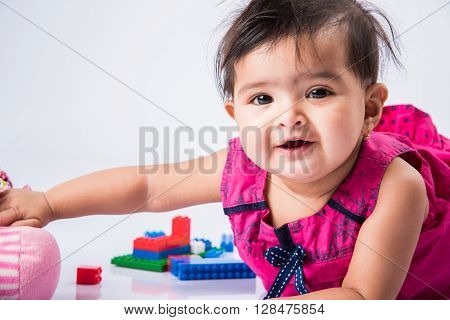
left=364, top=83, right=388, bottom=126
left=224, top=100, right=236, bottom=120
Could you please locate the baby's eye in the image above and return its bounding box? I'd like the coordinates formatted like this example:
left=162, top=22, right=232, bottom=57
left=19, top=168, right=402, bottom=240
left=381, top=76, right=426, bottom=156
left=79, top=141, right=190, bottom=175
left=250, top=95, right=273, bottom=105
left=306, top=88, right=332, bottom=99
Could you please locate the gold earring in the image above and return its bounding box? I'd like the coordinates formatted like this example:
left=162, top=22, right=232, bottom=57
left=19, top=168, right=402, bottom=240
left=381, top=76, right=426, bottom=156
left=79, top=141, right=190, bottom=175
left=363, top=125, right=371, bottom=140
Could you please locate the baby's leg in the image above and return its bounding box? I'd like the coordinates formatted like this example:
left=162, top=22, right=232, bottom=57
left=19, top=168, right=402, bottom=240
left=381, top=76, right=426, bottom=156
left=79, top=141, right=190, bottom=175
left=0, top=226, right=61, bottom=299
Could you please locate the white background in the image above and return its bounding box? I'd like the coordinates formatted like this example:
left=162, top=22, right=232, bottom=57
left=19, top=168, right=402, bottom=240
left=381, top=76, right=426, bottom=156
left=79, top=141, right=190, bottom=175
left=0, top=0, right=449, bottom=299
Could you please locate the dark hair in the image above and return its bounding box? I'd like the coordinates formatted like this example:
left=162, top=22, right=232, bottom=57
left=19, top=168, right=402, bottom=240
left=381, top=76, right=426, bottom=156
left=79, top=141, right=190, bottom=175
left=214, top=0, right=402, bottom=101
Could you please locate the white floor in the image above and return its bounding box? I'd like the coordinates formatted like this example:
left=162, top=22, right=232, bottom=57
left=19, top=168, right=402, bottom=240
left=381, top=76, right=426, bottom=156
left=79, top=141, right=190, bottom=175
left=54, top=256, right=265, bottom=300
left=40, top=211, right=265, bottom=300
left=49, top=217, right=266, bottom=300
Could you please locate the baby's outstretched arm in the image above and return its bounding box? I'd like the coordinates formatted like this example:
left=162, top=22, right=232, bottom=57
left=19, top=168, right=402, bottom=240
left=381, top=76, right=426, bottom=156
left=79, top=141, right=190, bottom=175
left=0, top=147, right=227, bottom=227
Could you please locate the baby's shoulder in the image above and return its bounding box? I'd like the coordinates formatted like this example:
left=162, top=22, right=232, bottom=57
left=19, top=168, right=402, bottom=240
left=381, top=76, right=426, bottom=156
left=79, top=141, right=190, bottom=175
left=378, top=156, right=429, bottom=222
left=384, top=156, right=423, bottom=182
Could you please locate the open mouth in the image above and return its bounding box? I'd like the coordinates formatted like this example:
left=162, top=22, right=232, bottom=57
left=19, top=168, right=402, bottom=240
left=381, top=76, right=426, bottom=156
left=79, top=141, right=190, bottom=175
left=278, top=139, right=313, bottom=150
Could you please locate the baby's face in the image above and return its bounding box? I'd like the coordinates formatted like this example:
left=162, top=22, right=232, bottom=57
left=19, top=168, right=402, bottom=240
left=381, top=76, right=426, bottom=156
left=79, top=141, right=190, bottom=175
left=228, top=30, right=370, bottom=183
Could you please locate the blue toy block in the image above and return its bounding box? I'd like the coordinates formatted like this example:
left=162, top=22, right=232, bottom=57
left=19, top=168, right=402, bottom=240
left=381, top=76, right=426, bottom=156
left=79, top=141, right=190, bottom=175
left=169, top=255, right=201, bottom=275
left=173, top=258, right=256, bottom=280
left=133, top=245, right=190, bottom=260
left=176, top=257, right=244, bottom=265
left=203, top=248, right=224, bottom=258
left=170, top=257, right=211, bottom=276
left=169, top=256, right=192, bottom=276
left=193, top=238, right=212, bottom=251
left=220, top=234, right=234, bottom=252
left=144, top=231, right=166, bottom=238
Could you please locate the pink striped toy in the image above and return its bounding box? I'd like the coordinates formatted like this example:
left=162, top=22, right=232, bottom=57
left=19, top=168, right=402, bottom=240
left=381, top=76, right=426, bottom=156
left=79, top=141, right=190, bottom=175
left=0, top=170, right=61, bottom=299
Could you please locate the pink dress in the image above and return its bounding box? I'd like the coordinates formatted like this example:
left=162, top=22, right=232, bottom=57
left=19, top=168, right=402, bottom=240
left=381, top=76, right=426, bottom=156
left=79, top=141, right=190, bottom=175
left=220, top=104, right=449, bottom=299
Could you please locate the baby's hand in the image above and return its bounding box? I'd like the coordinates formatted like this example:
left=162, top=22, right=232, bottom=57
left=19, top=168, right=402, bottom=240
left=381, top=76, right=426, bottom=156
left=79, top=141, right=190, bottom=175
left=0, top=188, right=56, bottom=227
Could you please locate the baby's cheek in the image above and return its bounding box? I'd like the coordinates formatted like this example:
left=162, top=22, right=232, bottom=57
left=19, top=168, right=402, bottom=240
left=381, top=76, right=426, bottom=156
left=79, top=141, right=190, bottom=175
left=320, top=123, right=360, bottom=163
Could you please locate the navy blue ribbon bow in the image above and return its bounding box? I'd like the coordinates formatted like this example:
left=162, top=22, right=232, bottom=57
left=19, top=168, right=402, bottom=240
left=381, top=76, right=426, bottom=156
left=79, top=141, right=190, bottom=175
left=263, top=244, right=309, bottom=299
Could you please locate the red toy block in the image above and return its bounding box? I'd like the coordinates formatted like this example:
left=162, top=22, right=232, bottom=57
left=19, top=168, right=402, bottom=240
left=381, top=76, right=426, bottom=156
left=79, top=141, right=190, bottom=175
left=172, top=216, right=190, bottom=237
left=134, top=236, right=169, bottom=251
left=172, top=216, right=190, bottom=246
left=134, top=235, right=187, bottom=251
left=167, top=234, right=188, bottom=247
left=76, top=266, right=102, bottom=285
left=133, top=216, right=191, bottom=252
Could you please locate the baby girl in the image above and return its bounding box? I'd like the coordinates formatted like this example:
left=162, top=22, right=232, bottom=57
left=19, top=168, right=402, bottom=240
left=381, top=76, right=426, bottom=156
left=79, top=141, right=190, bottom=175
left=0, top=0, right=449, bottom=299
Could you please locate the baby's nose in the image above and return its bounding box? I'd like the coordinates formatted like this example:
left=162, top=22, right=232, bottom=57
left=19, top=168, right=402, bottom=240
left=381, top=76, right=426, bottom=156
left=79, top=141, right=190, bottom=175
left=280, top=120, right=302, bottom=128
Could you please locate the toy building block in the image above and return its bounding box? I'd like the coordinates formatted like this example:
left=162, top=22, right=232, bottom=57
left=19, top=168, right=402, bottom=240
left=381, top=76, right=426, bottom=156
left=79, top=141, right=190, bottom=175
left=134, top=216, right=191, bottom=252
left=76, top=266, right=102, bottom=285
left=202, top=247, right=224, bottom=258
left=168, top=255, right=204, bottom=276
left=133, top=245, right=190, bottom=260
left=134, top=235, right=183, bottom=252
left=175, top=258, right=256, bottom=280
left=172, top=216, right=190, bottom=243
left=193, top=238, right=212, bottom=251
left=220, top=234, right=234, bottom=252
left=134, top=236, right=177, bottom=252
left=190, top=240, right=205, bottom=254
left=111, top=254, right=167, bottom=272
left=167, top=254, right=200, bottom=269
left=144, top=231, right=165, bottom=238
left=185, top=261, right=255, bottom=281
left=169, top=256, right=193, bottom=276
left=167, top=254, right=185, bottom=269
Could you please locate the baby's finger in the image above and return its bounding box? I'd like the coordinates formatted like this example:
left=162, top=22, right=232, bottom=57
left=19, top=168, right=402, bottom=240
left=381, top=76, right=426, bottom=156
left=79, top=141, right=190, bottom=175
left=0, top=207, right=20, bottom=226
left=9, top=218, right=42, bottom=228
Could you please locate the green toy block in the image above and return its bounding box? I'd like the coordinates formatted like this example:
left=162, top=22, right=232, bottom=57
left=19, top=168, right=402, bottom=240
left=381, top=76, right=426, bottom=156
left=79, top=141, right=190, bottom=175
left=111, top=254, right=167, bottom=272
